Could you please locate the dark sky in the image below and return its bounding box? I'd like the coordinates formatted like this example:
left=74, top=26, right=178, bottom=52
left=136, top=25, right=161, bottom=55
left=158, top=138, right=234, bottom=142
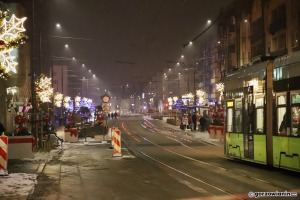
left=48, top=0, right=233, bottom=96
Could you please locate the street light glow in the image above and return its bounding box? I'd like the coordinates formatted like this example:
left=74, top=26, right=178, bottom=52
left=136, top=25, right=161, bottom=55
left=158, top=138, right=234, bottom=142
left=65, top=44, right=69, bottom=48
left=56, top=23, right=61, bottom=28
left=207, top=19, right=211, bottom=24
left=72, top=57, right=75, bottom=60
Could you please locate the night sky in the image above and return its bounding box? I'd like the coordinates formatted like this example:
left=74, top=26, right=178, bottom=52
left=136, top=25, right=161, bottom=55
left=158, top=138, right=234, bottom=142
left=48, top=0, right=233, bottom=96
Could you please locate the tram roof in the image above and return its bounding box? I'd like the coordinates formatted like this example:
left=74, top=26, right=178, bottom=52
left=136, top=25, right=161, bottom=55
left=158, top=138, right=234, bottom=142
left=224, top=60, right=269, bottom=91
left=273, top=50, right=300, bottom=69
left=273, top=50, right=300, bottom=81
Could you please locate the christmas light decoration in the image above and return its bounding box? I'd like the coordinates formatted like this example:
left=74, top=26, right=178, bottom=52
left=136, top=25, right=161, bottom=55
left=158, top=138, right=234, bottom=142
left=0, top=11, right=27, bottom=79
left=35, top=74, right=53, bottom=103
left=79, top=97, right=93, bottom=109
left=63, top=96, right=71, bottom=108
left=75, top=96, right=81, bottom=107
left=54, top=92, right=63, bottom=107
left=216, top=82, right=225, bottom=96
left=216, top=82, right=225, bottom=102
left=196, top=89, right=206, bottom=105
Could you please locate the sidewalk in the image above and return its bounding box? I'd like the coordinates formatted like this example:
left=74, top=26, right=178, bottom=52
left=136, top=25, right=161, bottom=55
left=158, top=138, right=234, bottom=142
left=3, top=145, right=65, bottom=199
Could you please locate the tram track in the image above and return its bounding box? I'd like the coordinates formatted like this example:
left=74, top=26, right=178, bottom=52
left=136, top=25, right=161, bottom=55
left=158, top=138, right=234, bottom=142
left=119, top=119, right=292, bottom=199
left=121, top=121, right=245, bottom=199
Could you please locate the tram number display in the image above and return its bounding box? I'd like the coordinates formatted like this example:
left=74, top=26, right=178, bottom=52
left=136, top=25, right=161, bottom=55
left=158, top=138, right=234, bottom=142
left=227, top=101, right=234, bottom=108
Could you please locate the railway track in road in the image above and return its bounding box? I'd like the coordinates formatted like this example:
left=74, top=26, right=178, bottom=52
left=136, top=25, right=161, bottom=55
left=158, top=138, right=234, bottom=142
left=118, top=119, right=297, bottom=200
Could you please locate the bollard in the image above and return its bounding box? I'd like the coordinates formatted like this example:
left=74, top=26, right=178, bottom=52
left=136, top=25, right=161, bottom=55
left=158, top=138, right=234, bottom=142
left=0, top=134, right=8, bottom=175
left=112, top=128, right=122, bottom=157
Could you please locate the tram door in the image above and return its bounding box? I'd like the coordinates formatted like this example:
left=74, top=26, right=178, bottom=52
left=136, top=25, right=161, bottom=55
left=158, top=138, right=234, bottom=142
left=244, top=86, right=254, bottom=159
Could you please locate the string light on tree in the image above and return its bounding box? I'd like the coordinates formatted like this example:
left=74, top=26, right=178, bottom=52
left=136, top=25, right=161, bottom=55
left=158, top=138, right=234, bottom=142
left=196, top=89, right=206, bottom=105
left=0, top=10, right=27, bottom=79
left=35, top=74, right=54, bottom=103
left=63, top=96, right=71, bottom=109
left=216, top=82, right=225, bottom=101
left=54, top=92, right=63, bottom=107
left=75, top=96, right=81, bottom=107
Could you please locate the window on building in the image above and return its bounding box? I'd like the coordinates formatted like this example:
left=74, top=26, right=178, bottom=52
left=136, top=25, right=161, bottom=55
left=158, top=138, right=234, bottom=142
left=278, top=33, right=286, bottom=50
left=292, top=30, right=299, bottom=48
left=271, top=33, right=286, bottom=51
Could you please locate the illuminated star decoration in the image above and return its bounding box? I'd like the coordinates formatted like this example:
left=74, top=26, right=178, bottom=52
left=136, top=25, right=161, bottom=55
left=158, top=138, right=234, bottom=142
left=35, top=74, right=54, bottom=103
left=0, top=11, right=27, bottom=79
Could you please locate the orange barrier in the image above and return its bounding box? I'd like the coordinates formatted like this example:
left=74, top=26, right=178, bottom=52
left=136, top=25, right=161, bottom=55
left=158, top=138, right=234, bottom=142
left=112, top=128, right=122, bottom=157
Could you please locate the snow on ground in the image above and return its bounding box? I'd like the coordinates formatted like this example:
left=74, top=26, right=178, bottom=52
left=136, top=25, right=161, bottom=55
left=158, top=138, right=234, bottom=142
left=0, top=144, right=71, bottom=198
left=0, top=173, right=37, bottom=198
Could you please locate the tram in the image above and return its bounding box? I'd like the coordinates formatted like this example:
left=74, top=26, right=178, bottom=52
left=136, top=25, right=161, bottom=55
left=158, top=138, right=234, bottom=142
left=224, top=50, right=300, bottom=172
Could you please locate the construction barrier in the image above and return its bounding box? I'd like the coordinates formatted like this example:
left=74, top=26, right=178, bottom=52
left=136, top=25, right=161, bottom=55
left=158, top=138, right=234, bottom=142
left=64, top=128, right=78, bottom=142
left=8, top=136, right=34, bottom=159
left=0, top=134, right=8, bottom=175
left=110, top=127, right=116, bottom=148
left=112, top=128, right=122, bottom=157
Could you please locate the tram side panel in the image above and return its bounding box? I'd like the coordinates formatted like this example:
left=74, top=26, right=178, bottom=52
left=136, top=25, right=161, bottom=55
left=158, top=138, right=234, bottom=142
left=273, top=89, right=300, bottom=172
left=272, top=51, right=300, bottom=172
left=225, top=98, right=267, bottom=164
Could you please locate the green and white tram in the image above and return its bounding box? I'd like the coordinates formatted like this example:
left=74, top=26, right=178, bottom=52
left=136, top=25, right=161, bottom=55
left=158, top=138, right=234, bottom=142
left=224, top=50, right=300, bottom=172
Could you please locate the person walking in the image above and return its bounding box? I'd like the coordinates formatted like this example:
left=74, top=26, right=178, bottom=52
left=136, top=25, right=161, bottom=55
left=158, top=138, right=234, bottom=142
left=192, top=112, right=197, bottom=131
left=200, top=115, right=206, bottom=132
left=188, top=113, right=192, bottom=130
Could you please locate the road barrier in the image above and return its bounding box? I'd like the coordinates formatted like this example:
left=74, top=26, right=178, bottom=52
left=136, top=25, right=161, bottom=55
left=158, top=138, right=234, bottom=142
left=0, top=134, right=8, bottom=175
left=112, top=128, right=122, bottom=157
left=110, top=127, right=116, bottom=148
left=8, top=136, right=34, bottom=159
left=64, top=128, right=78, bottom=142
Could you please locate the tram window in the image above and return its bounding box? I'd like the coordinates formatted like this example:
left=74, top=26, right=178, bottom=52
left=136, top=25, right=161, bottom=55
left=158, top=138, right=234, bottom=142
left=235, top=110, right=242, bottom=132
left=291, top=106, right=300, bottom=136
left=256, top=108, right=264, bottom=133
left=277, top=95, right=286, bottom=105
left=227, top=108, right=233, bottom=132
left=278, top=107, right=287, bottom=135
